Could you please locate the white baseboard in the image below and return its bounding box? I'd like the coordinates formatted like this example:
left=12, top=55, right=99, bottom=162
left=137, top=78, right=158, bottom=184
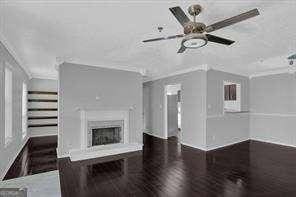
left=56, top=150, right=69, bottom=159
left=69, top=143, right=143, bottom=162
left=206, top=138, right=249, bottom=151
left=181, top=142, right=206, bottom=151
left=1, top=137, right=30, bottom=181
left=143, top=131, right=167, bottom=139
left=250, top=138, right=296, bottom=148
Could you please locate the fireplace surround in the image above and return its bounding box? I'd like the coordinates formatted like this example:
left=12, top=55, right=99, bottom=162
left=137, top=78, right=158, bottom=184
left=80, top=110, right=129, bottom=150
left=69, top=109, right=142, bottom=161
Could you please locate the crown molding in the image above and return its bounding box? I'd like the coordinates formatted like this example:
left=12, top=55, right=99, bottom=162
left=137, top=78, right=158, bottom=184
left=31, top=73, right=58, bottom=80
left=249, top=66, right=295, bottom=79
left=144, top=64, right=209, bottom=82
left=0, top=31, right=32, bottom=78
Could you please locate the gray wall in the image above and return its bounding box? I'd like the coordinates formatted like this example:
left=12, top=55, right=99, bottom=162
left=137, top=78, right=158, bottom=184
left=143, top=70, right=207, bottom=150
left=167, top=95, right=178, bottom=137
left=58, top=63, right=143, bottom=157
left=250, top=73, right=296, bottom=146
left=28, top=78, right=58, bottom=137
left=29, top=78, right=57, bottom=92
left=0, top=41, right=29, bottom=179
left=206, top=70, right=250, bottom=150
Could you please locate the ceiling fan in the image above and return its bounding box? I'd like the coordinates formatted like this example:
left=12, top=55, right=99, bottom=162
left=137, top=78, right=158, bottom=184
left=143, top=4, right=260, bottom=53
left=288, top=54, right=296, bottom=65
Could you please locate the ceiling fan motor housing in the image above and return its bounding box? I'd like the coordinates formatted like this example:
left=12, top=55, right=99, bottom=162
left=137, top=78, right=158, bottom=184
left=184, top=22, right=206, bottom=34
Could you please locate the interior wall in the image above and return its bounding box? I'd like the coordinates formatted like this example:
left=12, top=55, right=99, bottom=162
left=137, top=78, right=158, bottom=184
left=143, top=70, right=207, bottom=150
left=28, top=78, right=58, bottom=137
left=58, top=63, right=143, bottom=157
left=250, top=73, right=296, bottom=146
left=0, top=41, right=29, bottom=180
left=29, top=78, right=57, bottom=92
left=144, top=69, right=295, bottom=151
left=206, top=70, right=250, bottom=150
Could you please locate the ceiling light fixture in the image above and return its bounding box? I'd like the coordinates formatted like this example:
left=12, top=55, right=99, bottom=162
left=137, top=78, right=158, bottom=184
left=182, top=33, right=208, bottom=49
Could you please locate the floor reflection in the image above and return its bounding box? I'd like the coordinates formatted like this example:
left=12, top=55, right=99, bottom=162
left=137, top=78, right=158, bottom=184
left=58, top=134, right=296, bottom=197
left=4, top=136, right=58, bottom=180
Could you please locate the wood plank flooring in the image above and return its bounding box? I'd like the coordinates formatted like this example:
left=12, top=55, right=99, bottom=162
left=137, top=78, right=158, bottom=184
left=5, top=134, right=296, bottom=196
left=58, top=134, right=296, bottom=197
left=3, top=136, right=57, bottom=180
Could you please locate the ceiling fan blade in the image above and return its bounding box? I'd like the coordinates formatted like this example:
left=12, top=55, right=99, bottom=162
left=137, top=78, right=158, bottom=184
left=288, top=54, right=296, bottom=60
left=143, top=34, right=184, bottom=43
left=169, top=6, right=191, bottom=27
left=206, top=34, right=235, bottom=45
left=177, top=45, right=186, bottom=53
left=205, top=8, right=260, bottom=33
left=142, top=37, right=166, bottom=43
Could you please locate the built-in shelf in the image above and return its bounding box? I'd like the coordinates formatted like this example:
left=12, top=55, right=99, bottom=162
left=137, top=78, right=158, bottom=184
left=28, top=99, right=58, bottom=102
left=28, top=123, right=58, bottom=128
left=224, top=111, right=250, bottom=114
left=28, top=116, right=58, bottom=120
left=28, top=91, right=58, bottom=95
left=27, top=90, right=58, bottom=130
left=28, top=108, right=57, bottom=111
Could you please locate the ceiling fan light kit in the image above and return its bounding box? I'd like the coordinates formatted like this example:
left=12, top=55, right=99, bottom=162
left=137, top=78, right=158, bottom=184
left=182, top=33, right=207, bottom=49
left=143, top=4, right=260, bottom=53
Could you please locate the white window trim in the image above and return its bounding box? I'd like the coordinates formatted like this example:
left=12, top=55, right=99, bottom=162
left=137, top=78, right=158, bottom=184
left=22, top=82, right=28, bottom=139
left=5, top=65, right=13, bottom=147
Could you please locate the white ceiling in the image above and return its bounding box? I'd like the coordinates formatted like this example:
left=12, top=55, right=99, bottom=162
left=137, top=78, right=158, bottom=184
left=1, top=0, right=296, bottom=80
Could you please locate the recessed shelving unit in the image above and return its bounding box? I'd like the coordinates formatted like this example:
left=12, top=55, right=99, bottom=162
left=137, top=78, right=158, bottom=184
left=28, top=91, right=58, bottom=128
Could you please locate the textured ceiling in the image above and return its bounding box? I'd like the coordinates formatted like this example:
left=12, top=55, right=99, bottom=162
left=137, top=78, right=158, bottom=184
left=1, top=0, right=296, bottom=80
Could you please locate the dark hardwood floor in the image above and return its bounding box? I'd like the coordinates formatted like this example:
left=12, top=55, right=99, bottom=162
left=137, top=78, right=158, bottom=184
left=58, top=134, right=296, bottom=197
left=5, top=134, right=296, bottom=196
left=3, top=135, right=58, bottom=180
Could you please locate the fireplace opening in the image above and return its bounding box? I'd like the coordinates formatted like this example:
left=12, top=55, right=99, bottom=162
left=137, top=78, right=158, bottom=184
left=92, top=127, right=121, bottom=146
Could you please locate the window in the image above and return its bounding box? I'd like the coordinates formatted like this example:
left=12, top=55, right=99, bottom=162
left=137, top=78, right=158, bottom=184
left=5, top=67, right=12, bottom=146
left=224, top=81, right=241, bottom=112
left=22, top=83, right=27, bottom=139
left=224, top=84, right=237, bottom=101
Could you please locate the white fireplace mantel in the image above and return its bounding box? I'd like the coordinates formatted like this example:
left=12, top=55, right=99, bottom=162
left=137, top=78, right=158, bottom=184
left=69, top=109, right=142, bottom=162
left=80, top=110, right=129, bottom=149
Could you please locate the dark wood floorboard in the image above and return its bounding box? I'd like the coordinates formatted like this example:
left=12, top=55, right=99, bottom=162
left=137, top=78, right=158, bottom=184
left=5, top=134, right=296, bottom=196
left=57, top=134, right=296, bottom=197
left=3, top=135, right=58, bottom=180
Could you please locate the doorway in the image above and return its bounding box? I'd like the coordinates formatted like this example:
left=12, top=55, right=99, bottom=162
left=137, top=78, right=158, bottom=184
left=164, top=84, right=181, bottom=141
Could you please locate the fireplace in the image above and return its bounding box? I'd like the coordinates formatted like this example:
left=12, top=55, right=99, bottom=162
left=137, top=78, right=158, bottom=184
left=87, top=120, right=124, bottom=147
left=92, top=127, right=121, bottom=146
left=71, top=109, right=141, bottom=161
